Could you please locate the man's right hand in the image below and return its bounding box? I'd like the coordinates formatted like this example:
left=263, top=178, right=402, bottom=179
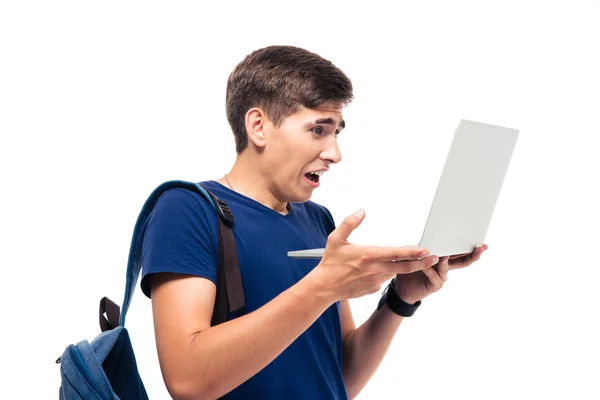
left=310, top=209, right=439, bottom=302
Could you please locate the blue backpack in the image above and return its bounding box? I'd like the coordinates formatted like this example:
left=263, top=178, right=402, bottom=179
left=57, top=180, right=246, bottom=399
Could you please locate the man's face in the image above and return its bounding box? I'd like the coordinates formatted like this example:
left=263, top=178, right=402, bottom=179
left=261, top=103, right=345, bottom=203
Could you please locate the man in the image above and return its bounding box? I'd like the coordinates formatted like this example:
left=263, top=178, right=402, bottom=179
left=140, top=45, right=487, bottom=399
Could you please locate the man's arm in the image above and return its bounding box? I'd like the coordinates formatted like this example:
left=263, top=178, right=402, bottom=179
left=151, top=271, right=334, bottom=400
left=340, top=297, right=405, bottom=399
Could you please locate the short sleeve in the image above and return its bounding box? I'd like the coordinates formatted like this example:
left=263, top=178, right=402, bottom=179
left=320, top=205, right=337, bottom=235
left=140, top=188, right=218, bottom=298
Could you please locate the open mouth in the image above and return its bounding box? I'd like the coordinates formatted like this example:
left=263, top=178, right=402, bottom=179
left=305, top=171, right=324, bottom=184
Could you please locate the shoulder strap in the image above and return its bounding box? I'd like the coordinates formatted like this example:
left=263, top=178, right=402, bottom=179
left=204, top=189, right=245, bottom=326
left=110, top=180, right=245, bottom=328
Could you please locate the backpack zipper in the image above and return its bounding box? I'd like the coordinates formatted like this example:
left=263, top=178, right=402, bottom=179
left=67, top=345, right=106, bottom=399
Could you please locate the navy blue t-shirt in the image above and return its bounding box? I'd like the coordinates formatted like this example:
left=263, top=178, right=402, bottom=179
left=140, top=180, right=347, bottom=399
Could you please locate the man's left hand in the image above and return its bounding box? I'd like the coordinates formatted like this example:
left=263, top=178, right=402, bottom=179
left=393, top=244, right=489, bottom=305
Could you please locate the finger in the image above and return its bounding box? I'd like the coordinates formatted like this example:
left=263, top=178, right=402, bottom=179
left=450, top=244, right=488, bottom=260
left=377, top=256, right=439, bottom=275
left=437, top=256, right=450, bottom=281
left=469, top=246, right=486, bottom=262
left=423, top=264, right=444, bottom=289
left=364, top=246, right=431, bottom=263
left=328, top=209, right=365, bottom=244
left=449, top=246, right=485, bottom=269
left=449, top=252, right=469, bottom=260
left=472, top=247, right=483, bottom=260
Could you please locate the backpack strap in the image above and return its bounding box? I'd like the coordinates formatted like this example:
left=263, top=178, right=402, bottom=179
left=204, top=190, right=245, bottom=326
left=116, top=180, right=245, bottom=328
left=99, top=296, right=120, bottom=332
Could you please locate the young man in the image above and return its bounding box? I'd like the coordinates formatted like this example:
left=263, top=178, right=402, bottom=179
left=140, top=45, right=487, bottom=399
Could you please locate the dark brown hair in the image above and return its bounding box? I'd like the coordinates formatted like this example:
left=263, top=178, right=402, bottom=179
left=226, top=45, right=354, bottom=153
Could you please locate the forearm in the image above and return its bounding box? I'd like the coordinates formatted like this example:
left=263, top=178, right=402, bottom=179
left=169, top=273, right=334, bottom=399
left=342, top=304, right=404, bottom=399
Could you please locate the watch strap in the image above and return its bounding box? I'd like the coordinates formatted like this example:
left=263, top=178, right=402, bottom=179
left=377, top=279, right=421, bottom=317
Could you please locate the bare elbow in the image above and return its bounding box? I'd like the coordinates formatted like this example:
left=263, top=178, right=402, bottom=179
left=162, top=360, right=228, bottom=400
left=166, top=377, right=220, bottom=400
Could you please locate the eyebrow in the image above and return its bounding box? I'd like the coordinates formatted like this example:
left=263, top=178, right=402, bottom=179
left=314, top=118, right=346, bottom=129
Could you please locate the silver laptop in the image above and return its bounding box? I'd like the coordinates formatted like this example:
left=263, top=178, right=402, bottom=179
left=288, top=119, right=519, bottom=259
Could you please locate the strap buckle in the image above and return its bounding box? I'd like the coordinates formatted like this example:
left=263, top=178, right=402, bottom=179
left=215, top=199, right=234, bottom=225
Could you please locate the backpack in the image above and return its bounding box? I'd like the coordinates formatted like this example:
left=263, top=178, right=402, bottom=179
left=57, top=180, right=246, bottom=399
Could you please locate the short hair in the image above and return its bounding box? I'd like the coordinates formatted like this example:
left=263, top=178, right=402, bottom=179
left=226, top=45, right=354, bottom=153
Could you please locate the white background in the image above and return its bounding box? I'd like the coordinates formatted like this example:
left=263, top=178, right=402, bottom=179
left=1, top=1, right=599, bottom=399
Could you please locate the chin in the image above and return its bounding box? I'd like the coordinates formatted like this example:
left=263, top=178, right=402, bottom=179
left=296, top=196, right=312, bottom=203
left=289, top=190, right=313, bottom=204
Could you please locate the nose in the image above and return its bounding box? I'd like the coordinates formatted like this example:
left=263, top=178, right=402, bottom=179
left=320, top=136, right=342, bottom=164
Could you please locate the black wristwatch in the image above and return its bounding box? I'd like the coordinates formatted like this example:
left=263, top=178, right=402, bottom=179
left=377, top=279, right=421, bottom=317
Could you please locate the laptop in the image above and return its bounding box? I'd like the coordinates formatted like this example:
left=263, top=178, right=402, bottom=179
left=287, top=119, right=519, bottom=259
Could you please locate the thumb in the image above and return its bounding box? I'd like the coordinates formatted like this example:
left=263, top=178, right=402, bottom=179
left=329, top=209, right=365, bottom=244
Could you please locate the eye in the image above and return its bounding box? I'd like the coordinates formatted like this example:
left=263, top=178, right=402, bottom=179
left=311, top=126, right=324, bottom=135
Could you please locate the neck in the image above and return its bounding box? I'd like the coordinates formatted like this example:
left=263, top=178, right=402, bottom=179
left=217, top=153, right=289, bottom=215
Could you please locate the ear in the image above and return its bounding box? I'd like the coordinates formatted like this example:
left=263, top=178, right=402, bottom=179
left=245, top=107, right=269, bottom=149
